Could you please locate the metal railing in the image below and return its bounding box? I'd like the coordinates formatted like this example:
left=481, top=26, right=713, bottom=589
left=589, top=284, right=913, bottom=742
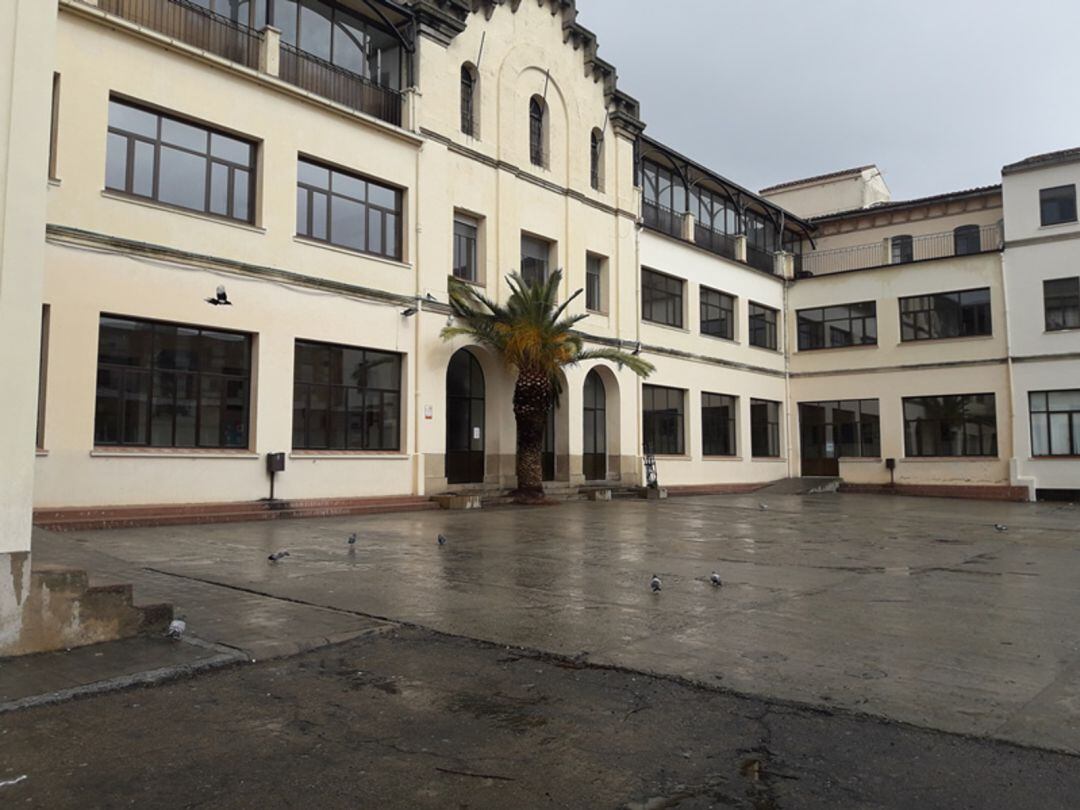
left=100, top=0, right=260, bottom=70
left=745, top=244, right=775, bottom=275
left=693, top=223, right=737, bottom=261
left=642, top=200, right=683, bottom=239
left=799, top=223, right=1003, bottom=276
left=279, top=43, right=403, bottom=127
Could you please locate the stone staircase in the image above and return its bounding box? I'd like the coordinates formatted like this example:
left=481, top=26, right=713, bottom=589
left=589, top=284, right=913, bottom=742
left=33, top=495, right=438, bottom=532
left=1, top=561, right=172, bottom=657
left=757, top=476, right=842, bottom=496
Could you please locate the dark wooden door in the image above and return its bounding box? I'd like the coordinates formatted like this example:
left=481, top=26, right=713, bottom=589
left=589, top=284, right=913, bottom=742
left=799, top=402, right=840, bottom=477
left=582, top=370, right=607, bottom=481
left=446, top=350, right=485, bottom=484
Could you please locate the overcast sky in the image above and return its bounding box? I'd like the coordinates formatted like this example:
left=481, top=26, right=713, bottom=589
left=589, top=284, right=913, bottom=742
left=575, top=0, right=1080, bottom=200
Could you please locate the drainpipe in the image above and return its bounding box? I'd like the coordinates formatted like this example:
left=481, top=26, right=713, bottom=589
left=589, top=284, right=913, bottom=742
left=412, top=139, right=424, bottom=497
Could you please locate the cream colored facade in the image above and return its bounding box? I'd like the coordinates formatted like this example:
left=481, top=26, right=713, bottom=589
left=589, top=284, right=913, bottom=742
left=1, top=0, right=1075, bottom=550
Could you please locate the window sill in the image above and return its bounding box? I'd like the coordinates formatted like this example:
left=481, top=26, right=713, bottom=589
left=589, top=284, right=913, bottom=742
left=642, top=320, right=689, bottom=334
left=797, top=342, right=878, bottom=353
left=751, top=456, right=785, bottom=461
left=35, top=449, right=49, bottom=457
left=1045, top=326, right=1080, bottom=334
left=900, top=456, right=1000, bottom=463
left=703, top=455, right=743, bottom=462
left=1030, top=455, right=1080, bottom=460
left=1039, top=220, right=1078, bottom=231
left=48, top=178, right=61, bottom=188
left=100, top=190, right=266, bottom=233
left=651, top=453, right=690, bottom=460
left=290, top=451, right=408, bottom=460
left=837, top=457, right=883, bottom=464
left=700, top=332, right=738, bottom=345
left=898, top=334, right=995, bottom=345
left=747, top=343, right=781, bottom=354
left=449, top=274, right=485, bottom=288
left=91, top=447, right=258, bottom=459
left=293, top=236, right=410, bottom=269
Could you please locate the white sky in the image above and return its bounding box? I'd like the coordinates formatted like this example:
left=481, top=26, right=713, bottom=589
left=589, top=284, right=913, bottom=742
left=575, top=0, right=1080, bottom=199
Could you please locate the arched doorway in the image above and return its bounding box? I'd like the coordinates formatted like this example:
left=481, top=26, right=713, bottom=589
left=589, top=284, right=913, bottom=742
left=583, top=369, right=607, bottom=481
left=446, top=349, right=485, bottom=484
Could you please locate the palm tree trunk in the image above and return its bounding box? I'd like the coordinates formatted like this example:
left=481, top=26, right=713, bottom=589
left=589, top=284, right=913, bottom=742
left=511, top=368, right=550, bottom=501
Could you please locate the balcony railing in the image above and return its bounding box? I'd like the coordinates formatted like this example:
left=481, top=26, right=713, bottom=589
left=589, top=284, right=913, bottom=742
left=100, top=0, right=260, bottom=70
left=642, top=201, right=682, bottom=239
left=800, top=223, right=1003, bottom=276
left=279, top=43, right=403, bottom=127
left=693, top=223, right=737, bottom=261
left=745, top=244, right=775, bottom=275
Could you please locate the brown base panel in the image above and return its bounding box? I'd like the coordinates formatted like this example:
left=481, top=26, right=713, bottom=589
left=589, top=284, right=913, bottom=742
left=839, top=483, right=1030, bottom=502
left=664, top=483, right=771, bottom=496
left=34, top=495, right=439, bottom=532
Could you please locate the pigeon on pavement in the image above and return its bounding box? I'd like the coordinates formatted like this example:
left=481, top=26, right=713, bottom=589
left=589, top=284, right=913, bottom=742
left=710, top=571, right=722, bottom=587
left=759, top=502, right=769, bottom=511
left=268, top=550, right=291, bottom=562
left=347, top=533, right=358, bottom=545
left=437, top=534, right=448, bottom=546
left=994, top=524, right=1008, bottom=532
left=650, top=574, right=662, bottom=592
left=166, top=619, right=186, bottom=639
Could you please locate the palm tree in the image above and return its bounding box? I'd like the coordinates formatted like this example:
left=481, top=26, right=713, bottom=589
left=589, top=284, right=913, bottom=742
left=442, top=270, right=653, bottom=502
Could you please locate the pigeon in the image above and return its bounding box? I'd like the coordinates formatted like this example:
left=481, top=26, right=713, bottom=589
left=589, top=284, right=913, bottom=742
left=165, top=618, right=187, bottom=639
left=710, top=571, right=722, bottom=587
left=268, top=550, right=290, bottom=562
left=994, top=524, right=1008, bottom=532
left=437, top=533, right=448, bottom=546
left=650, top=574, right=662, bottom=592
left=759, top=502, right=769, bottom=511
left=205, top=285, right=232, bottom=306
left=347, top=533, right=358, bottom=546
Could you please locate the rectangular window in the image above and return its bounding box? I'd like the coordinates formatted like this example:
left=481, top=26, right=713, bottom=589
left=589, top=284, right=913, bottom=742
left=1040, top=185, right=1077, bottom=226
left=750, top=398, right=781, bottom=458
left=700, top=287, right=734, bottom=340
left=48, top=73, right=60, bottom=180
left=798, top=399, right=880, bottom=459
left=37, top=305, right=50, bottom=449
left=1030, top=390, right=1080, bottom=457
left=292, top=340, right=402, bottom=451
left=94, top=315, right=251, bottom=448
left=453, top=214, right=479, bottom=282
left=748, top=302, right=778, bottom=350
left=797, top=301, right=877, bottom=350
left=899, top=288, right=992, bottom=341
left=702, top=392, right=737, bottom=456
left=642, top=385, right=685, bottom=455
left=1045, top=277, right=1080, bottom=331
left=521, top=234, right=551, bottom=287
left=105, top=98, right=255, bottom=223
left=902, top=394, right=998, bottom=457
left=891, top=234, right=913, bottom=264
left=586, top=253, right=605, bottom=312
left=641, top=268, right=684, bottom=327
left=296, top=157, right=402, bottom=260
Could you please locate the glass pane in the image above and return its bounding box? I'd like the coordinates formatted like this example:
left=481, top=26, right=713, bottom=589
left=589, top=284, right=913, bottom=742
left=223, top=378, right=247, bottom=447
left=333, top=16, right=367, bottom=74
left=210, top=132, right=251, bottom=165
left=1048, top=390, right=1080, bottom=411
left=174, top=372, right=197, bottom=446
left=368, top=208, right=383, bottom=255
left=94, top=369, right=122, bottom=444
left=158, top=146, right=207, bottom=211
left=150, top=371, right=176, bottom=446
left=233, top=169, right=250, bottom=221
left=98, top=317, right=152, bottom=367
left=199, top=375, right=222, bottom=446
left=296, top=187, right=309, bottom=235
left=109, top=101, right=157, bottom=138
left=277, top=0, right=298, bottom=44
left=209, top=162, right=229, bottom=216
left=368, top=183, right=397, bottom=210
left=311, top=192, right=328, bottom=240
left=365, top=351, right=399, bottom=390
left=332, top=170, right=365, bottom=201
left=331, top=196, right=365, bottom=251
left=298, top=160, right=330, bottom=189
left=1050, top=413, right=1070, bottom=455
left=122, top=369, right=150, bottom=444
left=161, top=118, right=208, bottom=153
left=201, top=330, right=249, bottom=375
left=132, top=140, right=154, bottom=197
left=105, top=132, right=128, bottom=191
left=299, top=0, right=333, bottom=61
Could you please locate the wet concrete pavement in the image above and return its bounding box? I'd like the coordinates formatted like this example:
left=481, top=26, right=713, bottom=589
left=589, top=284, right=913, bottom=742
left=31, top=492, right=1080, bottom=755
left=5, top=627, right=1080, bottom=809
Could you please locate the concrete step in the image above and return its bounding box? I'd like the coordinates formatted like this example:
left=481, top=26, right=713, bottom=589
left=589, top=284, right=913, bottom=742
left=757, top=477, right=842, bottom=496
left=34, top=496, right=437, bottom=532
left=2, top=564, right=173, bottom=657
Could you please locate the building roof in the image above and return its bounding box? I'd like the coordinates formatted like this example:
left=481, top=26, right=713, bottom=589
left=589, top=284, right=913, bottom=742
left=810, top=184, right=1002, bottom=222
left=1002, top=147, right=1080, bottom=176
left=758, top=165, right=876, bottom=195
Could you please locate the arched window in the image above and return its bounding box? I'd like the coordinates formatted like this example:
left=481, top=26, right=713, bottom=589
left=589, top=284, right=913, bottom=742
left=590, top=129, right=604, bottom=191
left=953, top=224, right=981, bottom=256
left=460, top=64, right=477, bottom=137
left=529, top=96, right=546, bottom=167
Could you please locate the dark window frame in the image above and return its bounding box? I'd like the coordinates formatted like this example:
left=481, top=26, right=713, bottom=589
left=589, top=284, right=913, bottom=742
left=702, top=392, right=737, bottom=457
left=953, top=224, right=982, bottom=255
left=641, top=268, right=684, bottom=328
left=1040, top=185, right=1078, bottom=227
left=585, top=252, right=605, bottom=312
left=642, top=384, right=685, bottom=456
left=798, top=399, right=881, bottom=460
left=891, top=234, right=913, bottom=264
left=902, top=393, right=998, bottom=458
left=460, top=63, right=476, bottom=137
left=292, top=339, right=403, bottom=452
left=700, top=286, right=735, bottom=340
left=590, top=129, right=603, bottom=191
left=105, top=97, right=256, bottom=224
left=296, top=155, right=403, bottom=261
left=797, top=301, right=877, bottom=350
left=93, top=314, right=252, bottom=449
left=520, top=233, right=552, bottom=287
left=748, top=302, right=778, bottom=350
left=453, top=213, right=479, bottom=282
left=750, top=398, right=781, bottom=458
left=1044, top=276, right=1080, bottom=331
left=529, top=96, right=546, bottom=168
left=1029, top=389, right=1080, bottom=457
left=899, top=287, right=992, bottom=341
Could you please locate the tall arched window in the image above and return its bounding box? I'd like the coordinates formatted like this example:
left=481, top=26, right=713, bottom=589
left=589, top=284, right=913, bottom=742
left=529, top=96, right=546, bottom=167
left=460, top=64, right=477, bottom=137
left=590, top=128, right=604, bottom=190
